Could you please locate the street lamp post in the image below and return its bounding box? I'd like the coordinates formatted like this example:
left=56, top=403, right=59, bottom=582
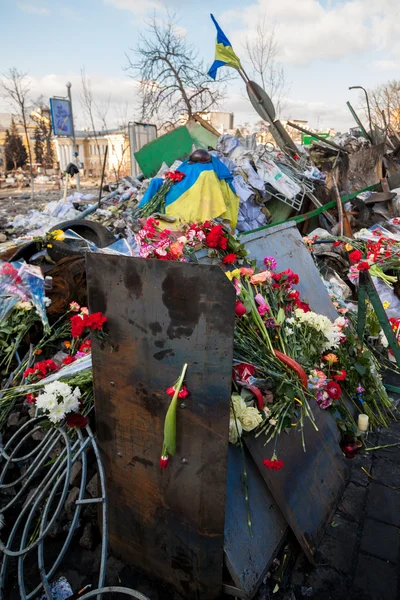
left=349, top=85, right=373, bottom=142
left=66, top=82, right=81, bottom=191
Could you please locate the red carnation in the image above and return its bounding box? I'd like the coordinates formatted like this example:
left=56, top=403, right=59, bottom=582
left=296, top=300, right=311, bottom=313
left=263, top=458, right=284, bottom=471
left=166, top=385, right=189, bottom=398
left=44, top=359, right=58, bottom=372
left=79, top=339, right=92, bottom=353
left=326, top=381, right=342, bottom=400
left=86, top=312, right=107, bottom=331
left=70, top=314, right=86, bottom=338
left=235, top=301, right=247, bottom=317
left=205, top=225, right=228, bottom=250
left=288, top=290, right=300, bottom=301
left=62, top=356, right=76, bottom=365
left=26, top=394, right=36, bottom=404
left=222, top=253, right=237, bottom=265
left=333, top=241, right=341, bottom=247
left=333, top=370, right=347, bottom=381
left=282, top=268, right=299, bottom=284
left=357, top=261, right=371, bottom=272
left=349, top=249, right=363, bottom=263
left=66, top=413, right=88, bottom=428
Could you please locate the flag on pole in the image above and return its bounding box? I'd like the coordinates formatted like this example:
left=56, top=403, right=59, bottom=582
left=208, top=14, right=242, bottom=80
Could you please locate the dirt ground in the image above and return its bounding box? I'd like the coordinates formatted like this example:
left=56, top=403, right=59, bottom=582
left=0, top=183, right=100, bottom=233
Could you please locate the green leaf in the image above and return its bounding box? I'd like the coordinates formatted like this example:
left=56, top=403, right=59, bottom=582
left=354, top=363, right=367, bottom=376
left=276, top=308, right=285, bottom=325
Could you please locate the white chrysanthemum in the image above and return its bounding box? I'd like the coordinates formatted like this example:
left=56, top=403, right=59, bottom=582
left=48, top=403, right=66, bottom=424
left=44, top=381, right=72, bottom=397
left=36, top=392, right=56, bottom=411
left=35, top=382, right=81, bottom=425
left=295, top=308, right=345, bottom=350
left=63, top=395, right=80, bottom=414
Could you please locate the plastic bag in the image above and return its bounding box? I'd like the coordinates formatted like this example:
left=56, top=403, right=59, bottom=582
left=41, top=354, right=92, bottom=384
left=254, top=156, right=301, bottom=199
left=0, top=261, right=49, bottom=327
left=372, top=277, right=400, bottom=319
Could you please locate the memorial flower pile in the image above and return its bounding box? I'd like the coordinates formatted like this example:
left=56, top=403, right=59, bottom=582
left=134, top=217, right=249, bottom=263
left=134, top=220, right=397, bottom=467
left=227, top=254, right=395, bottom=462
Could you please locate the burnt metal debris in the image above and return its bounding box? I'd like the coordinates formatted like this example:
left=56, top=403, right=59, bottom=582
left=0, top=417, right=149, bottom=600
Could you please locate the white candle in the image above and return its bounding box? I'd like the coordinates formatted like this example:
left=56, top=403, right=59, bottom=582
left=358, top=414, right=369, bottom=432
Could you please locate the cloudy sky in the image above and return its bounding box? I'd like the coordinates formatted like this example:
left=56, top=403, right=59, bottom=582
left=1, top=0, right=400, bottom=132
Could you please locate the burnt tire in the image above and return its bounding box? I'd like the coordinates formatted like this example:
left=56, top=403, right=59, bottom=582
left=10, top=241, right=41, bottom=263
left=49, top=219, right=115, bottom=248
left=47, top=219, right=116, bottom=263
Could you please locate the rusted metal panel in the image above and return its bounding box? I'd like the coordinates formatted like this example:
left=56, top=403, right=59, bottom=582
left=224, top=445, right=287, bottom=598
left=240, top=222, right=338, bottom=320
left=244, top=406, right=348, bottom=563
left=86, top=255, right=236, bottom=600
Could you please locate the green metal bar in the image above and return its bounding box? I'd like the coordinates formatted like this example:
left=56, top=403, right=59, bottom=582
left=364, top=273, right=400, bottom=367
left=383, top=384, right=400, bottom=394
left=357, top=272, right=368, bottom=341
left=242, top=183, right=380, bottom=235
left=346, top=101, right=373, bottom=143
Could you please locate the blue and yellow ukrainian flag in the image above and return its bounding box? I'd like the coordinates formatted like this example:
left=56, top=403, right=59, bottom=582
left=138, top=155, right=239, bottom=230
left=208, top=14, right=242, bottom=80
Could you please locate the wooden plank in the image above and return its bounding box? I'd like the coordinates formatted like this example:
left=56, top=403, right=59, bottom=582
left=86, top=255, right=236, bottom=600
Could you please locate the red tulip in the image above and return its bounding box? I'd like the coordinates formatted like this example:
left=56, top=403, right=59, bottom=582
left=235, top=301, right=247, bottom=317
left=160, top=456, right=169, bottom=469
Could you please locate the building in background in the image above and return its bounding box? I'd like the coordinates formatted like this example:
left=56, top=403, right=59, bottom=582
left=179, top=111, right=234, bottom=134
left=54, top=128, right=130, bottom=178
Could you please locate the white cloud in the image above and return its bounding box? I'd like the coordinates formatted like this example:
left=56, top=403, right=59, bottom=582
left=17, top=3, right=49, bottom=14
left=220, top=0, right=400, bottom=67
left=0, top=73, right=140, bottom=130
left=372, top=59, right=399, bottom=71
left=222, top=91, right=353, bottom=132
left=104, top=0, right=162, bottom=15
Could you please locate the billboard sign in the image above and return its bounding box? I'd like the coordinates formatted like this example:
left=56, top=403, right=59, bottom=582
left=49, top=97, right=73, bottom=137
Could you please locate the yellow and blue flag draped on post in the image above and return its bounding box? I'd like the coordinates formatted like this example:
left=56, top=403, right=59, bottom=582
left=138, top=155, right=240, bottom=231
left=208, top=14, right=242, bottom=80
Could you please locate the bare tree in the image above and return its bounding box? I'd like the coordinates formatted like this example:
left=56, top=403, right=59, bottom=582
left=1, top=68, right=34, bottom=198
left=32, top=96, right=55, bottom=173
left=80, top=69, right=102, bottom=160
left=126, top=12, right=229, bottom=127
left=364, top=80, right=400, bottom=132
left=243, top=17, right=290, bottom=119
